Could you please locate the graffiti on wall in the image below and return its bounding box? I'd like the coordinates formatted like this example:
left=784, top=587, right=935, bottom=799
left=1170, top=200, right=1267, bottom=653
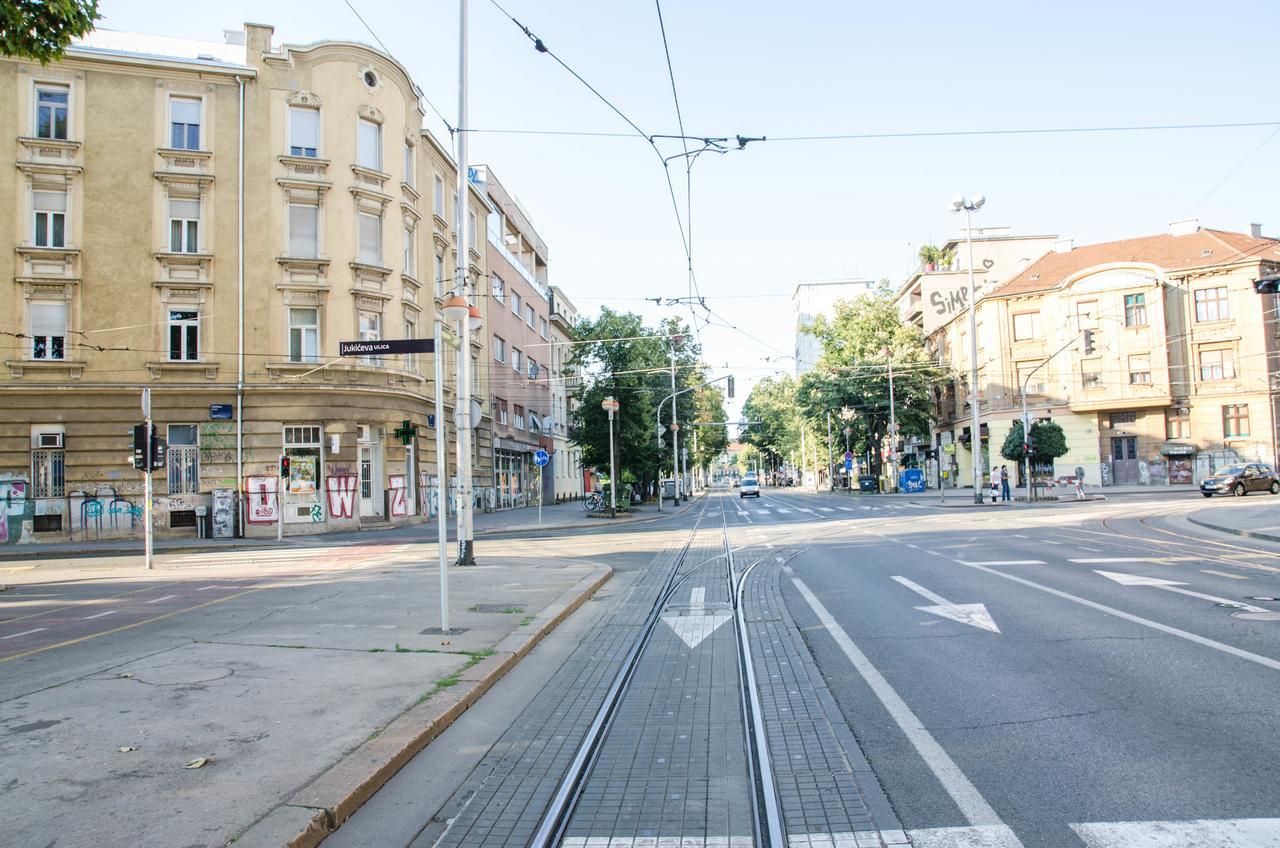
left=389, top=475, right=408, bottom=517
left=326, top=475, right=358, bottom=519
left=0, top=478, right=33, bottom=544
left=246, top=476, right=279, bottom=524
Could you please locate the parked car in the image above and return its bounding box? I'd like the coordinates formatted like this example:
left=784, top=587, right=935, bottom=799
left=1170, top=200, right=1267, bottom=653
left=1200, top=463, right=1280, bottom=497
left=739, top=476, right=760, bottom=498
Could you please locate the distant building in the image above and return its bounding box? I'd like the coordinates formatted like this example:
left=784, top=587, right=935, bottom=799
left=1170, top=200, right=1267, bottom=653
left=792, top=279, right=876, bottom=374
left=548, top=286, right=585, bottom=501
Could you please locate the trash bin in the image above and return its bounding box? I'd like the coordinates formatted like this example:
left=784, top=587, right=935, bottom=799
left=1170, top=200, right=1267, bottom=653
left=857, top=475, right=878, bottom=493
left=195, top=505, right=210, bottom=539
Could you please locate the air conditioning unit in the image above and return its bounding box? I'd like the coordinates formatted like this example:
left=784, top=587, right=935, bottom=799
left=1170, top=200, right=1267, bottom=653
left=37, top=432, right=63, bottom=449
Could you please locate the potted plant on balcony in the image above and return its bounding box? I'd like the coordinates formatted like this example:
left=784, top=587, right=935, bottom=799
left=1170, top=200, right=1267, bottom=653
left=918, top=244, right=943, bottom=272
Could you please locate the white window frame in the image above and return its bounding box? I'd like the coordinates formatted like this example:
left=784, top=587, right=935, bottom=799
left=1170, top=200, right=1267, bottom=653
left=403, top=141, right=414, bottom=187
left=468, top=210, right=478, bottom=250
left=35, top=83, right=69, bottom=140
left=512, top=347, right=522, bottom=374
left=30, top=301, right=66, bottom=361
left=168, top=197, right=200, bottom=253
left=492, top=275, right=505, bottom=303
left=288, top=202, right=320, bottom=258
left=169, top=95, right=202, bottom=151
left=403, top=223, right=416, bottom=276
left=434, top=253, right=446, bottom=297
left=358, top=211, right=382, bottom=265
left=404, top=317, right=419, bottom=373
left=167, top=308, right=200, bottom=361
left=1012, top=312, right=1038, bottom=341
left=493, top=335, right=506, bottom=362
left=288, top=306, right=320, bottom=363
left=512, top=292, right=521, bottom=317
left=358, top=309, right=382, bottom=365
left=1199, top=347, right=1235, bottom=381
left=288, top=106, right=320, bottom=157
left=357, top=118, right=382, bottom=171
left=1128, top=354, right=1152, bottom=385
left=539, top=316, right=548, bottom=339
left=32, top=190, right=67, bottom=248
left=433, top=175, right=444, bottom=217
left=526, top=303, right=536, bottom=329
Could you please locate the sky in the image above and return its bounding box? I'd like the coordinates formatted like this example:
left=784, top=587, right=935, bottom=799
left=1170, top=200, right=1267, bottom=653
left=98, top=0, right=1280, bottom=425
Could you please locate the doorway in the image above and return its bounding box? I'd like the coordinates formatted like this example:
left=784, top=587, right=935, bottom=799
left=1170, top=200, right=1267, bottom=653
left=358, top=425, right=383, bottom=518
left=1111, top=436, right=1139, bottom=485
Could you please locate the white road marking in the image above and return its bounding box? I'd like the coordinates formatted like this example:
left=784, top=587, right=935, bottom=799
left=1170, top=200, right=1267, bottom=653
left=967, top=560, right=1045, bottom=566
left=775, top=508, right=791, bottom=514
left=839, top=507, right=854, bottom=512
left=690, top=587, right=705, bottom=608
left=1071, top=817, right=1280, bottom=847
left=662, top=586, right=731, bottom=650
left=796, top=508, right=814, bottom=513
left=906, top=826, right=1025, bottom=847
left=1094, top=570, right=1269, bottom=613
left=793, top=578, right=1013, bottom=830
left=1011, top=534, right=1028, bottom=538
left=765, top=543, right=774, bottom=548
left=1042, top=540, right=1063, bottom=545
left=906, top=544, right=921, bottom=550
left=945, top=559, right=1280, bottom=671
left=1202, top=569, right=1248, bottom=580
left=789, top=832, right=911, bottom=847
left=1070, top=558, right=1150, bottom=564
left=145, top=594, right=178, bottom=604
left=818, top=507, right=835, bottom=512
left=1078, top=547, right=1102, bottom=553
left=756, top=508, right=771, bottom=514
left=891, top=576, right=1001, bottom=633
left=195, top=585, right=222, bottom=591
left=1, top=628, right=47, bottom=640
left=82, top=610, right=117, bottom=620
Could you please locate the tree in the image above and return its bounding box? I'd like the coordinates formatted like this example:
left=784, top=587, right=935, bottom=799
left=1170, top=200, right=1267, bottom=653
left=736, top=444, right=760, bottom=476
left=1, top=1, right=100, bottom=63
left=1000, top=420, right=1069, bottom=464
left=691, top=384, right=728, bottom=467
left=740, top=375, right=800, bottom=476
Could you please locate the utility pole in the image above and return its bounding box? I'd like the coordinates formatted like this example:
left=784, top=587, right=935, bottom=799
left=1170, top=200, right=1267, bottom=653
left=453, top=0, right=475, bottom=564
left=951, top=193, right=987, bottom=504
left=670, top=339, right=680, bottom=504
left=885, top=349, right=898, bottom=493
left=434, top=317, right=450, bottom=633
left=826, top=412, right=834, bottom=492
left=142, top=389, right=153, bottom=570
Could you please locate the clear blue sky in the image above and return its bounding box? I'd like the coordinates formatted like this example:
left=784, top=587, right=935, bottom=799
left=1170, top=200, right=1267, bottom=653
left=100, top=0, right=1280, bottom=423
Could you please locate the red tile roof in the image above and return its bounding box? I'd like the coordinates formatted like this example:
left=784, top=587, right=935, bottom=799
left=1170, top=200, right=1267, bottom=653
left=989, top=227, right=1280, bottom=298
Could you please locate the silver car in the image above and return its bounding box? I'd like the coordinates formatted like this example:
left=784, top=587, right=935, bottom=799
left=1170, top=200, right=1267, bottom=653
left=739, top=476, right=760, bottom=498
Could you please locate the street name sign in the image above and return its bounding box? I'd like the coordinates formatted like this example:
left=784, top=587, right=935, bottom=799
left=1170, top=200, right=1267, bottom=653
left=339, top=338, right=435, bottom=357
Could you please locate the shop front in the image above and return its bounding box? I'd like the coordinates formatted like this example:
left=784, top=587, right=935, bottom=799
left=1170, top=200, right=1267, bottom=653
left=1162, top=442, right=1195, bottom=485
left=494, top=441, right=533, bottom=510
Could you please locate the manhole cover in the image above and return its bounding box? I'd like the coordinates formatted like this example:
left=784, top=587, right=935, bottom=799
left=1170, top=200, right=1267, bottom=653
left=1246, top=597, right=1280, bottom=602
left=419, top=627, right=469, bottom=635
left=1233, top=612, right=1280, bottom=621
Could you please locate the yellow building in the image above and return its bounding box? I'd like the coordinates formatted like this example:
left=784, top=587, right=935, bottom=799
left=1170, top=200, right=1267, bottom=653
left=928, top=220, right=1280, bottom=489
left=0, top=24, right=494, bottom=544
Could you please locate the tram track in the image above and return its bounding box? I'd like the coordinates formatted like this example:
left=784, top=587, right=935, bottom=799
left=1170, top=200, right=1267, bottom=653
left=529, top=493, right=787, bottom=848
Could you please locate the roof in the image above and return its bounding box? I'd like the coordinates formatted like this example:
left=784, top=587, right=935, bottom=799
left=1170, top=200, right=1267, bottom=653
left=991, top=227, right=1280, bottom=298
left=73, top=28, right=249, bottom=69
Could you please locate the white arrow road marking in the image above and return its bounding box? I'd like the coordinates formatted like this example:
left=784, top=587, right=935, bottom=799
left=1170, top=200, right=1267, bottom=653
left=2, top=628, right=47, bottom=640
left=905, top=826, right=1026, bottom=847
left=1071, top=817, right=1280, bottom=847
left=82, top=610, right=117, bottom=620
left=662, top=586, right=731, bottom=650
left=1094, top=570, right=1269, bottom=613
left=793, top=578, right=1016, bottom=834
left=892, top=576, right=1001, bottom=633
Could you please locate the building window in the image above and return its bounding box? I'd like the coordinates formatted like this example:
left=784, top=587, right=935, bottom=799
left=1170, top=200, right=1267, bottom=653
left=1081, top=359, right=1102, bottom=388
left=511, top=347, right=522, bottom=373
left=1124, top=293, right=1146, bottom=327
left=357, top=118, right=381, bottom=170
left=289, top=106, right=319, bottom=157
left=358, top=212, right=382, bottom=264
left=168, top=309, right=199, bottom=361
left=1165, top=408, right=1189, bottom=440
left=512, top=292, right=521, bottom=317
left=1075, top=300, right=1097, bottom=330
left=168, top=198, right=200, bottom=253
left=539, top=316, right=549, bottom=339
left=403, top=224, right=415, bottom=275
left=403, top=141, right=414, bottom=187
left=492, top=275, right=505, bottom=304
left=288, top=203, right=319, bottom=258
left=1223, top=404, right=1250, bottom=438
left=169, top=96, right=201, bottom=150
left=526, top=303, right=536, bottom=329
left=1194, top=286, right=1229, bottom=322
left=493, top=335, right=506, bottom=362
left=33, top=191, right=66, bottom=247
left=36, top=84, right=69, bottom=140
left=434, top=254, right=445, bottom=297
left=404, top=317, right=418, bottom=372
left=1110, top=411, right=1137, bottom=426
left=358, top=310, right=381, bottom=365
left=1199, top=347, right=1235, bottom=381
left=31, top=445, right=65, bottom=498
left=1011, top=312, right=1038, bottom=341
left=528, top=356, right=539, bottom=380
left=289, top=307, right=319, bottom=362
left=468, top=211, right=477, bottom=250
left=1128, top=354, right=1151, bottom=384
left=433, top=175, right=444, bottom=217
left=167, top=424, right=199, bottom=494
left=497, top=399, right=508, bottom=425
left=514, top=405, right=525, bottom=430
left=30, top=301, right=66, bottom=360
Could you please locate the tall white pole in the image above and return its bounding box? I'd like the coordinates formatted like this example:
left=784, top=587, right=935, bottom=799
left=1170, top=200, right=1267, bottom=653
left=434, top=319, right=450, bottom=633
left=143, top=389, right=153, bottom=570
left=887, top=353, right=897, bottom=493
left=966, top=207, right=983, bottom=504
left=670, top=345, right=680, bottom=504
left=607, top=408, right=617, bottom=517
left=454, top=0, right=475, bottom=564
left=826, top=411, right=834, bottom=492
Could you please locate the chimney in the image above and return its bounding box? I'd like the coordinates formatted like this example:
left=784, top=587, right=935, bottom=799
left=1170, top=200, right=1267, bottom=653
left=1052, top=238, right=1074, bottom=254
left=223, top=29, right=246, bottom=46
left=1249, top=223, right=1263, bottom=238
left=244, top=22, right=274, bottom=56
left=1169, top=217, right=1199, bottom=237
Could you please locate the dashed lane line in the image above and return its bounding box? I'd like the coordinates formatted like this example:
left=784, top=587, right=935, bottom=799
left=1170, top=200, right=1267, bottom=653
left=145, top=594, right=178, bottom=604
left=82, top=610, right=117, bottom=620
left=1, top=627, right=47, bottom=640
left=1201, top=569, right=1248, bottom=580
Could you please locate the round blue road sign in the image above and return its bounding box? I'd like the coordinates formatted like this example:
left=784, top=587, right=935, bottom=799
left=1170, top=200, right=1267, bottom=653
left=533, top=448, right=550, bottom=467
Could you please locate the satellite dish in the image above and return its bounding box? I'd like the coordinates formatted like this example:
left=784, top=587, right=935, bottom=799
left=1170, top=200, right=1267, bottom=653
left=541, top=415, right=556, bottom=435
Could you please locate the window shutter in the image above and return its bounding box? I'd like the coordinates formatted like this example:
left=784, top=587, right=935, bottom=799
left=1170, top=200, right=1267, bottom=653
left=34, top=192, right=66, bottom=212
left=169, top=198, right=200, bottom=219
left=31, top=302, right=66, bottom=337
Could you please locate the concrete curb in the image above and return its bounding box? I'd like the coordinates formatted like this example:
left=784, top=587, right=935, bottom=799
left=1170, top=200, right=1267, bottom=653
left=1187, top=513, right=1280, bottom=544
left=231, top=563, right=613, bottom=848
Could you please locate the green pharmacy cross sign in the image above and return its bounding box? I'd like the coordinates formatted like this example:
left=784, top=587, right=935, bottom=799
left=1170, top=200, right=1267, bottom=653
left=394, top=420, right=417, bottom=445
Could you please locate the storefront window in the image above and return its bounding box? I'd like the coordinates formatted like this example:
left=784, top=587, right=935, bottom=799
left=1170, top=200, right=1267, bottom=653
left=283, top=425, right=323, bottom=523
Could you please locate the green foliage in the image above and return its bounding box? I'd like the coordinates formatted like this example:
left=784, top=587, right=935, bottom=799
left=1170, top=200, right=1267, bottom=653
left=1001, top=420, right=1069, bottom=463
left=692, top=384, right=728, bottom=466
left=740, top=375, right=800, bottom=465
left=0, top=0, right=100, bottom=63
left=736, top=444, right=760, bottom=475
left=918, top=244, right=943, bottom=266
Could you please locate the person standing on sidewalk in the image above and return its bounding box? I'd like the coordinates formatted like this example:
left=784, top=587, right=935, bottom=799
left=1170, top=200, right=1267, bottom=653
left=1000, top=465, right=1011, bottom=502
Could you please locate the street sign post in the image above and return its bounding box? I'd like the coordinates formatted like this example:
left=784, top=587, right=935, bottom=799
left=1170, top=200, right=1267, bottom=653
left=338, top=339, right=435, bottom=357
left=533, top=449, right=549, bottom=525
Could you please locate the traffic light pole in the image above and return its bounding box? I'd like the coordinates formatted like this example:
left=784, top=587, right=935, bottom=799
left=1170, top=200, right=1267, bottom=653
left=141, top=389, right=154, bottom=571
left=1021, top=333, right=1085, bottom=502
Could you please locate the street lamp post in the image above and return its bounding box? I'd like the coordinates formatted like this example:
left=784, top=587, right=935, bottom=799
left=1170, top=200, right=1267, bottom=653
left=602, top=396, right=619, bottom=518
left=951, top=192, right=986, bottom=504
left=452, top=0, right=477, bottom=564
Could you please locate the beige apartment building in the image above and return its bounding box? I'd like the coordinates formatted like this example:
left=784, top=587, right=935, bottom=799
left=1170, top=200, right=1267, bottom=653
left=0, top=24, right=495, bottom=545
left=549, top=284, right=585, bottom=501
left=927, top=219, right=1280, bottom=489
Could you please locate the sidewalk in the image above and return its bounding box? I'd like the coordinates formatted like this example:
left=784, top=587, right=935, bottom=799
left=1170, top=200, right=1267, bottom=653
left=0, top=547, right=611, bottom=848
left=800, top=483, right=1203, bottom=509
left=0, top=491, right=704, bottom=563
left=1187, top=498, right=1280, bottom=543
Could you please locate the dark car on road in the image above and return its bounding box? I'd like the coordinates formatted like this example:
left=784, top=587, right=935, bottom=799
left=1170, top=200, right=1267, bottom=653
left=1200, top=463, right=1280, bottom=497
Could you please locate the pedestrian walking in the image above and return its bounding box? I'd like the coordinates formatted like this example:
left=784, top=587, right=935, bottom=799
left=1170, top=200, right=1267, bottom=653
left=989, top=474, right=999, bottom=503
left=1000, top=465, right=1011, bottom=501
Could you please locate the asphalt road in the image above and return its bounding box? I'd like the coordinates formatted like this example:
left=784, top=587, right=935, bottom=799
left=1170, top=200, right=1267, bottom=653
left=739, top=488, right=1280, bottom=847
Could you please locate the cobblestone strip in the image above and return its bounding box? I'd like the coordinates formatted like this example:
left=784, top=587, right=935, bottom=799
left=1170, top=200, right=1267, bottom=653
left=563, top=522, right=753, bottom=844
left=427, top=510, right=710, bottom=848
left=741, top=554, right=908, bottom=848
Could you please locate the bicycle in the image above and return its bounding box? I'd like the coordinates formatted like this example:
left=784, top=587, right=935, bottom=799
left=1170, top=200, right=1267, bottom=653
left=583, top=491, right=604, bottom=512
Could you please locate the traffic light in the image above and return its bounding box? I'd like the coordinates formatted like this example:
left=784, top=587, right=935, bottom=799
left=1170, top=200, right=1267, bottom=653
left=132, top=424, right=150, bottom=470
left=151, top=433, right=167, bottom=471
left=1254, top=276, right=1280, bottom=294
left=1082, top=329, right=1096, bottom=356
left=280, top=455, right=291, bottom=479
left=1025, top=430, right=1035, bottom=456
left=726, top=374, right=735, bottom=399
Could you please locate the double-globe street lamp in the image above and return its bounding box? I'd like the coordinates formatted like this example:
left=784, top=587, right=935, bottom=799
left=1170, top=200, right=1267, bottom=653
left=950, top=192, right=986, bottom=505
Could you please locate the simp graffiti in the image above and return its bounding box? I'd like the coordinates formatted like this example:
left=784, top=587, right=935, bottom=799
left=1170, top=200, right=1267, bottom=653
left=326, top=475, right=358, bottom=519
left=0, top=478, right=34, bottom=544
